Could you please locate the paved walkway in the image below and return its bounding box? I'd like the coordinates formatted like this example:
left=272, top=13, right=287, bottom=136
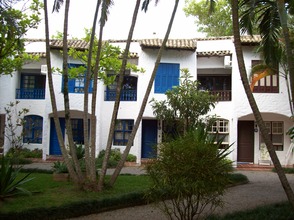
left=69, top=170, right=294, bottom=220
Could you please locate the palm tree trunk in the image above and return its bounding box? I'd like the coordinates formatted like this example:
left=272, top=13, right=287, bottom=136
left=232, top=0, right=294, bottom=209
left=61, top=0, right=84, bottom=185
left=276, top=0, right=294, bottom=112
left=110, top=0, right=180, bottom=186
left=97, top=0, right=141, bottom=191
left=83, top=0, right=101, bottom=182
left=43, top=0, right=79, bottom=184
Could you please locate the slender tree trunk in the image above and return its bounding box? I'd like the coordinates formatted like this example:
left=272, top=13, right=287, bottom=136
left=276, top=0, right=294, bottom=112
left=232, top=0, right=294, bottom=209
left=110, top=0, right=180, bottom=186
left=61, top=0, right=84, bottom=185
left=43, top=0, right=79, bottom=183
left=98, top=0, right=141, bottom=191
left=83, top=0, right=101, bottom=182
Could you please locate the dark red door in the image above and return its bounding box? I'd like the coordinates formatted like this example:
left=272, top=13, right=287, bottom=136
left=237, top=121, right=254, bottom=162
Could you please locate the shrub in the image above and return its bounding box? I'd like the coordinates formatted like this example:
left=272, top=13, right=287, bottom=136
left=52, top=161, right=68, bottom=174
left=126, top=154, right=137, bottom=162
left=96, top=148, right=122, bottom=168
left=0, top=157, right=34, bottom=199
left=146, top=126, right=232, bottom=220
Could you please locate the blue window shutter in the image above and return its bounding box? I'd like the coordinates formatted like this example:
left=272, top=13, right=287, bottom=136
left=155, top=63, right=179, bottom=93
left=68, top=78, right=75, bottom=93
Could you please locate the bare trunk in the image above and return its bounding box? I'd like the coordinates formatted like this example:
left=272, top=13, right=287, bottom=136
left=232, top=0, right=294, bottom=209
left=98, top=0, right=141, bottom=191
left=43, top=0, right=79, bottom=183
left=83, top=0, right=101, bottom=182
left=62, top=0, right=84, bottom=185
left=110, top=0, right=180, bottom=186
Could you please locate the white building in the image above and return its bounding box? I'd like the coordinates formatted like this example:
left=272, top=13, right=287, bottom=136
left=0, top=36, right=292, bottom=166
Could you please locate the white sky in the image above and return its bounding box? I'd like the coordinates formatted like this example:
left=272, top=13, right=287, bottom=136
left=25, top=0, right=204, bottom=40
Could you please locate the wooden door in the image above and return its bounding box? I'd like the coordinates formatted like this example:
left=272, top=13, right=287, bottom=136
left=237, top=121, right=254, bottom=162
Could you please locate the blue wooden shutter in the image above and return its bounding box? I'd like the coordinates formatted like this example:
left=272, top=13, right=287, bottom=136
left=155, top=63, right=180, bottom=93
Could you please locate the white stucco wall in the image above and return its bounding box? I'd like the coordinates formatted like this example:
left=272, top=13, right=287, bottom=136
left=1, top=38, right=292, bottom=166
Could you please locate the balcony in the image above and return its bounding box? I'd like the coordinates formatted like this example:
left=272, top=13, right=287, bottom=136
left=210, top=90, right=231, bottom=101
left=16, top=88, right=45, bottom=99
left=105, top=89, right=137, bottom=101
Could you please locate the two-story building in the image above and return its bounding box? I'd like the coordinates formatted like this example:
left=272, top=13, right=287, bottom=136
left=0, top=36, right=292, bottom=166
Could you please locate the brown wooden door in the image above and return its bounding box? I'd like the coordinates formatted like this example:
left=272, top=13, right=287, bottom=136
left=237, top=121, right=254, bottom=162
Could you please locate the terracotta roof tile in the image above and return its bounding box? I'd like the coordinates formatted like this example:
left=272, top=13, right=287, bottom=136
left=27, top=52, right=46, bottom=58
left=197, top=50, right=232, bottom=57
left=139, top=39, right=197, bottom=51
left=239, top=35, right=261, bottom=45
left=50, top=39, right=90, bottom=50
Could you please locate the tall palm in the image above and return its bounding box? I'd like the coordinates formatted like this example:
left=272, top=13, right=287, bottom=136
left=110, top=0, right=180, bottom=186
left=43, top=0, right=81, bottom=184
left=90, top=0, right=114, bottom=187
left=98, top=0, right=142, bottom=191
left=83, top=0, right=102, bottom=182
left=232, top=0, right=294, bottom=209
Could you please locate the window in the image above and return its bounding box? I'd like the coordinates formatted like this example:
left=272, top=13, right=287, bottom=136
left=16, top=74, right=46, bottom=99
left=209, top=119, right=229, bottom=148
left=23, top=115, right=43, bottom=144
left=71, top=119, right=84, bottom=145
left=155, top=63, right=180, bottom=93
left=64, top=63, right=93, bottom=93
left=113, top=120, right=134, bottom=146
left=260, top=121, right=283, bottom=151
left=251, top=60, right=279, bottom=93
left=198, top=75, right=231, bottom=101
left=105, top=73, right=137, bottom=101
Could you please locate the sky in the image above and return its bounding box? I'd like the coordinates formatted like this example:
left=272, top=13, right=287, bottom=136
left=25, top=0, right=204, bottom=40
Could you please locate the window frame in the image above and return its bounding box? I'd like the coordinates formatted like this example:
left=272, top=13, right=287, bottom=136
left=251, top=60, right=279, bottom=93
left=23, top=115, right=43, bottom=144
left=105, top=71, right=137, bottom=101
left=113, top=120, right=134, bottom=146
left=209, top=119, right=229, bottom=148
left=260, top=121, right=284, bottom=151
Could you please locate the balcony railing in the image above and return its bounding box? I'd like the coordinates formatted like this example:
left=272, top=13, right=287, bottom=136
left=16, top=88, right=45, bottom=99
left=105, top=89, right=137, bottom=101
left=210, top=90, right=231, bottom=101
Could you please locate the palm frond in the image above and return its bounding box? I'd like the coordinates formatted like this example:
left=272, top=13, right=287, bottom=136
left=100, top=0, right=113, bottom=27
left=52, top=0, right=64, bottom=13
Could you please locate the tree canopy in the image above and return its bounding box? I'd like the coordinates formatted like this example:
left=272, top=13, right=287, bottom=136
left=0, top=0, right=42, bottom=76
left=184, top=0, right=232, bottom=37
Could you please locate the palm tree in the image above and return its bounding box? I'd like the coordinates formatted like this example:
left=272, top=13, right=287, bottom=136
left=89, top=0, right=114, bottom=186
left=44, top=0, right=82, bottom=185
left=110, top=0, right=180, bottom=186
left=82, top=0, right=105, bottom=183
left=232, top=0, right=294, bottom=209
left=97, top=0, right=142, bottom=191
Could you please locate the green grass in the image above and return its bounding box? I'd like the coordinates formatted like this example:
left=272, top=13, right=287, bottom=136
left=0, top=172, right=249, bottom=219
left=0, top=173, right=151, bottom=214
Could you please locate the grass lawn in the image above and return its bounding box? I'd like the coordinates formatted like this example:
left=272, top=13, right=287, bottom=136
left=0, top=173, right=151, bottom=214
left=0, top=171, right=250, bottom=219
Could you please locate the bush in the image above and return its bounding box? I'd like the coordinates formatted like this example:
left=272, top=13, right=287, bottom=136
left=146, top=126, right=232, bottom=220
left=126, top=154, right=137, bottom=162
left=96, top=148, right=122, bottom=168
left=52, top=161, right=68, bottom=174
left=6, top=147, right=42, bottom=162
